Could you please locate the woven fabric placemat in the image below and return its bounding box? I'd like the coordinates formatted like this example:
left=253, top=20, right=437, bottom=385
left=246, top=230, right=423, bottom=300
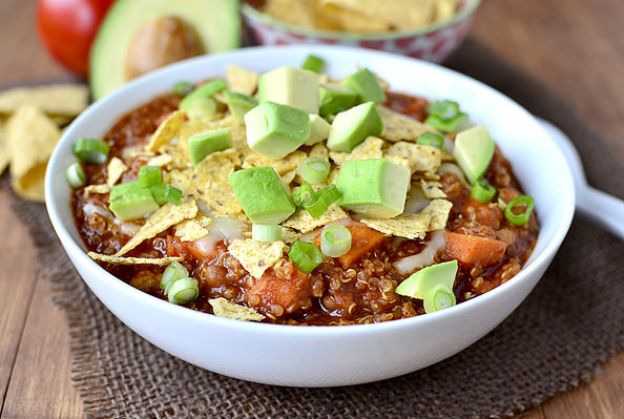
left=6, top=38, right=624, bottom=418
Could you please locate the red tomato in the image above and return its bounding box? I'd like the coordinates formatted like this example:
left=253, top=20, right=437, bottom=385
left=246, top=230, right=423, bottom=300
left=37, top=0, right=114, bottom=77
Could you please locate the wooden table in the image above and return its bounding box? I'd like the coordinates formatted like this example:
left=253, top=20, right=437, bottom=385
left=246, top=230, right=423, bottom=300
left=1, top=0, right=623, bottom=417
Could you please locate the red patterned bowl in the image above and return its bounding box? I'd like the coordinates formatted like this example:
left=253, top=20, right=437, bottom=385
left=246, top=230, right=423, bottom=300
left=242, top=0, right=481, bottom=63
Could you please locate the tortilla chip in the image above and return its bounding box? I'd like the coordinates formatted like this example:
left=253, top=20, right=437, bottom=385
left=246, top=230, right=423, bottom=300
left=322, top=0, right=436, bottom=30
left=106, top=157, right=127, bottom=187
left=386, top=142, right=441, bottom=174
left=226, top=65, right=259, bottom=96
left=175, top=216, right=213, bottom=242
left=262, top=0, right=317, bottom=29
left=209, top=297, right=265, bottom=321
left=88, top=252, right=183, bottom=266
left=423, top=198, right=452, bottom=230
left=420, top=179, right=447, bottom=199
left=282, top=205, right=349, bottom=233
left=281, top=227, right=302, bottom=244
left=168, top=149, right=243, bottom=216
left=146, top=110, right=185, bottom=152
left=435, top=0, right=459, bottom=22
left=5, top=105, right=61, bottom=201
left=147, top=154, right=173, bottom=167
left=308, top=143, right=329, bottom=161
left=315, top=2, right=390, bottom=32
left=115, top=198, right=198, bottom=256
left=378, top=106, right=432, bottom=142
left=361, top=198, right=452, bottom=239
left=83, top=184, right=111, bottom=195
left=242, top=150, right=306, bottom=185
left=329, top=136, right=384, bottom=165
left=0, top=119, right=9, bottom=175
left=0, top=84, right=88, bottom=116
left=228, top=239, right=286, bottom=279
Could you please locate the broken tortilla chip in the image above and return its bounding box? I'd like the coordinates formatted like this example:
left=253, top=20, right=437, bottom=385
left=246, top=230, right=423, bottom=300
left=106, top=157, right=127, bottom=187
left=423, top=198, right=453, bottom=230
left=88, top=252, right=183, bottom=265
left=146, top=153, right=173, bottom=167
left=146, top=110, right=185, bottom=153
left=83, top=184, right=111, bottom=195
left=175, top=216, right=213, bottom=242
left=115, top=198, right=198, bottom=256
left=329, top=136, right=385, bottom=165
left=0, top=84, right=88, bottom=116
left=228, top=239, right=286, bottom=279
left=378, top=105, right=432, bottom=142
left=420, top=179, right=447, bottom=199
left=209, top=297, right=265, bottom=321
left=282, top=205, right=349, bottom=233
left=5, top=105, right=60, bottom=201
left=385, top=141, right=441, bottom=174
left=226, top=65, right=259, bottom=96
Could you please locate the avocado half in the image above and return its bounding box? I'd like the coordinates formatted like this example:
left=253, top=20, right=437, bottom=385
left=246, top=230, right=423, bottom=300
left=90, top=0, right=241, bottom=99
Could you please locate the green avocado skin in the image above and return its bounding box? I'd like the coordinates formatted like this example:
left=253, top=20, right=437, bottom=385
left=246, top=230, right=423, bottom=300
left=228, top=167, right=295, bottom=225
left=89, top=0, right=241, bottom=99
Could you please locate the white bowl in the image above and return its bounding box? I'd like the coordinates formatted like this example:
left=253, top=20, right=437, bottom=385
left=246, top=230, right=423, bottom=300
left=45, top=45, right=575, bottom=387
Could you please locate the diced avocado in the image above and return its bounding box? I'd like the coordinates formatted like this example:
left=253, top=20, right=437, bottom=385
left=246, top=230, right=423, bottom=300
left=138, top=165, right=163, bottom=187
left=257, top=67, right=320, bottom=114
left=151, top=184, right=182, bottom=205
left=301, top=54, right=326, bottom=74
left=319, top=85, right=358, bottom=117
left=327, top=102, right=383, bottom=152
left=336, top=159, right=410, bottom=218
left=453, top=125, right=495, bottom=184
left=224, top=91, right=258, bottom=122
left=90, top=0, right=240, bottom=99
left=180, top=96, right=217, bottom=120
left=228, top=167, right=295, bottom=224
left=305, top=114, right=331, bottom=145
left=244, top=102, right=310, bottom=159
left=395, top=260, right=458, bottom=313
left=341, top=68, right=386, bottom=104
left=188, top=128, right=231, bottom=166
left=109, top=181, right=160, bottom=221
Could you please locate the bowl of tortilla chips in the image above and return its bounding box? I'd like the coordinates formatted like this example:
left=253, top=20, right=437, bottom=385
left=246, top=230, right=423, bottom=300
left=242, top=0, right=480, bottom=63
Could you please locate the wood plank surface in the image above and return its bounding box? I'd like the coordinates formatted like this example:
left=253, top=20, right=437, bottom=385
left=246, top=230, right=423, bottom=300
left=0, top=0, right=623, bottom=418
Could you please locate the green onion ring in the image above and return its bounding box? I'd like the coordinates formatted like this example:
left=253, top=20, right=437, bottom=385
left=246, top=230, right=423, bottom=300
left=303, top=184, right=342, bottom=218
left=417, top=132, right=445, bottom=150
left=160, top=262, right=189, bottom=293
left=173, top=81, right=194, bottom=96
left=423, top=283, right=457, bottom=313
left=298, top=158, right=330, bottom=185
left=252, top=224, right=282, bottom=242
left=292, top=184, right=314, bottom=208
left=320, top=225, right=352, bottom=257
left=167, top=277, right=199, bottom=305
left=471, top=179, right=497, bottom=203
left=73, top=138, right=110, bottom=164
left=302, top=54, right=326, bottom=74
left=65, top=162, right=86, bottom=189
left=504, top=195, right=535, bottom=226
left=427, top=100, right=460, bottom=121
left=288, top=240, right=323, bottom=273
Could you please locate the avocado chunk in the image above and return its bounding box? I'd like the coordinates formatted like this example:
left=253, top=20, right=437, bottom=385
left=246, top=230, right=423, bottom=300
left=319, top=85, right=358, bottom=117
left=305, top=114, right=331, bottom=145
left=228, top=167, right=295, bottom=224
left=179, top=79, right=226, bottom=120
left=341, top=68, right=386, bottom=104
left=336, top=159, right=410, bottom=218
left=244, top=102, right=311, bottom=159
left=257, top=67, right=320, bottom=114
left=224, top=91, right=258, bottom=122
left=188, top=128, right=231, bottom=166
left=90, top=0, right=240, bottom=99
left=453, top=125, right=495, bottom=184
left=109, top=181, right=160, bottom=221
left=395, top=260, right=458, bottom=313
left=327, top=102, right=383, bottom=152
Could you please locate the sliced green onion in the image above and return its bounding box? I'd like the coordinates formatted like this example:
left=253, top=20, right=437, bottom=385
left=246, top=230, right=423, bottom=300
left=423, top=283, right=456, bottom=313
left=151, top=184, right=182, bottom=205
left=425, top=113, right=468, bottom=133
left=138, top=165, right=163, bottom=187
left=252, top=224, right=282, bottom=242
left=173, top=81, right=194, bottom=96
left=417, top=132, right=445, bottom=149
left=292, top=184, right=314, bottom=208
left=65, top=162, right=86, bottom=189
left=320, top=225, right=352, bottom=257
left=167, top=277, right=199, bottom=305
left=471, top=179, right=496, bottom=203
left=160, top=262, right=189, bottom=293
left=303, top=184, right=342, bottom=218
left=427, top=100, right=461, bottom=121
left=288, top=240, right=323, bottom=273
left=302, top=54, right=326, bottom=73
left=73, top=138, right=110, bottom=164
left=297, top=158, right=330, bottom=184
left=504, top=195, right=535, bottom=226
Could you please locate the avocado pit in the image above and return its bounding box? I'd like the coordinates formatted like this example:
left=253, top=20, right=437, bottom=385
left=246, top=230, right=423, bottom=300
left=125, top=15, right=204, bottom=80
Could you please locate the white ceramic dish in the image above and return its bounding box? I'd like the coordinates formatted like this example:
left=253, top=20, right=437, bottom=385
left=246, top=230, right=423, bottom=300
left=45, top=45, right=575, bottom=387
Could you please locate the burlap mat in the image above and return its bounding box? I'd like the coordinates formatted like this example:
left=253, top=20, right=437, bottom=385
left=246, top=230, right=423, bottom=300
left=5, top=38, right=624, bottom=418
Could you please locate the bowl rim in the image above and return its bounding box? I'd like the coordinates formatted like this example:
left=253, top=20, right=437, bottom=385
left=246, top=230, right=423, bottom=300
left=45, top=44, right=575, bottom=337
left=241, top=0, right=482, bottom=41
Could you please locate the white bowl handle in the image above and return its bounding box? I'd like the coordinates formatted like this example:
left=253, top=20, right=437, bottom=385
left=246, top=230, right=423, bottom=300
left=577, top=186, right=624, bottom=239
